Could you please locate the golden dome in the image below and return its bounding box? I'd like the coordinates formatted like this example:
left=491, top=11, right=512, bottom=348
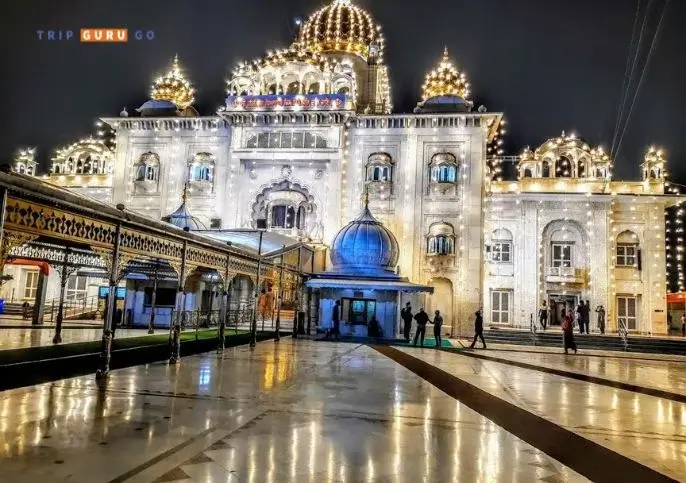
left=298, top=0, right=384, bottom=60
left=421, top=47, right=471, bottom=101
left=151, top=55, right=195, bottom=109
left=259, top=44, right=333, bottom=71
left=533, top=131, right=612, bottom=164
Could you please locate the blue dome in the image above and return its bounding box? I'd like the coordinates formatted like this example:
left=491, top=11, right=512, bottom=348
left=162, top=201, right=207, bottom=231
left=330, top=203, right=399, bottom=274
left=136, top=100, right=178, bottom=117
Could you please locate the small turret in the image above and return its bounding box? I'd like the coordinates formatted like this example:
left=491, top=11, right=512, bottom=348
left=642, top=146, right=666, bottom=181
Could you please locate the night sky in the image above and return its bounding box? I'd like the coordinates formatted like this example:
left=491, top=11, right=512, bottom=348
left=0, top=0, right=682, bottom=182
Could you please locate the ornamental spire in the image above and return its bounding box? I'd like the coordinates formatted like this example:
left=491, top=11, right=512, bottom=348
left=150, top=55, right=195, bottom=109
left=181, top=181, right=189, bottom=204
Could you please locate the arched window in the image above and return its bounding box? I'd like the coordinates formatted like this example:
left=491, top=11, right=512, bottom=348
left=366, top=153, right=393, bottom=182
left=523, top=168, right=532, bottom=178
left=541, top=160, right=551, bottom=178
left=427, top=222, right=456, bottom=256
left=188, top=153, right=215, bottom=183
left=307, top=82, right=320, bottom=94
left=267, top=83, right=278, bottom=95
left=430, top=153, right=458, bottom=183
left=491, top=228, right=513, bottom=263
left=54, top=164, right=62, bottom=174
left=555, top=156, right=572, bottom=177
left=26, top=166, right=33, bottom=175
left=135, top=152, right=160, bottom=182
left=428, top=235, right=454, bottom=255
left=286, top=81, right=300, bottom=95
left=578, top=159, right=587, bottom=177
left=76, top=160, right=84, bottom=174
left=616, top=231, right=639, bottom=267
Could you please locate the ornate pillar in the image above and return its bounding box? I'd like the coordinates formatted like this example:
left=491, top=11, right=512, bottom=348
left=147, top=259, right=159, bottom=334
left=250, top=231, right=264, bottom=348
left=275, top=245, right=286, bottom=341
left=170, top=241, right=188, bottom=364
left=96, top=222, right=122, bottom=379
left=53, top=247, right=77, bottom=343
left=32, top=271, right=48, bottom=326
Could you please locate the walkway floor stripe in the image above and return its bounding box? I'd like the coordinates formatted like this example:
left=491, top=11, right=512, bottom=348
left=371, top=344, right=676, bottom=483
left=447, top=348, right=686, bottom=403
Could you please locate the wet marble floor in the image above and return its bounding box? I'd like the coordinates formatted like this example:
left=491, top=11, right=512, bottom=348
left=0, top=327, right=152, bottom=350
left=0, top=340, right=684, bottom=482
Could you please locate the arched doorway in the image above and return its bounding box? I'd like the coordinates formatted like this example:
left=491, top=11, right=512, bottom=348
left=426, top=277, right=453, bottom=334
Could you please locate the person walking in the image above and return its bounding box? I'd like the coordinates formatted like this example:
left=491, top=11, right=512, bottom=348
left=469, top=309, right=487, bottom=349
left=538, top=300, right=548, bottom=330
left=562, top=308, right=577, bottom=354
left=400, top=302, right=413, bottom=342
left=595, top=304, right=606, bottom=335
left=682, top=312, right=686, bottom=337
left=331, top=300, right=341, bottom=340
left=432, top=310, right=443, bottom=348
left=21, top=301, right=30, bottom=320
left=576, top=302, right=584, bottom=334
left=583, top=300, right=591, bottom=334
left=413, top=308, right=429, bottom=347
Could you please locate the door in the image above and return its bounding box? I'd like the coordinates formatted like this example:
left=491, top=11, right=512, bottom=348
left=617, top=296, right=637, bottom=331
left=23, top=271, right=39, bottom=300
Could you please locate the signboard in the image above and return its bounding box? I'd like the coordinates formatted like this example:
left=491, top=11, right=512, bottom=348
left=225, top=94, right=348, bottom=111
left=98, top=286, right=126, bottom=299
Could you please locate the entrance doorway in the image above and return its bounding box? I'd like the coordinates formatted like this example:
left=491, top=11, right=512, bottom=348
left=548, top=293, right=579, bottom=326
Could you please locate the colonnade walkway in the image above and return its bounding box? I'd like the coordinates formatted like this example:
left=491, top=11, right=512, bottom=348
left=0, top=339, right=684, bottom=482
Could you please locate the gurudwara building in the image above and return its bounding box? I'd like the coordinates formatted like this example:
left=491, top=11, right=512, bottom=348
left=6, top=0, right=680, bottom=336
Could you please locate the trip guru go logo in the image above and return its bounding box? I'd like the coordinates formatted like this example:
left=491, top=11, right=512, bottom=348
left=36, top=28, right=155, bottom=42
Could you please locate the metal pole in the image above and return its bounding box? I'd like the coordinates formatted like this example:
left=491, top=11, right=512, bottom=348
left=218, top=251, right=230, bottom=352
left=275, top=245, right=286, bottom=341
left=250, top=231, right=264, bottom=348
left=148, top=259, right=158, bottom=334
left=53, top=247, right=71, bottom=344
left=0, top=186, right=7, bottom=254
left=96, top=222, right=121, bottom=379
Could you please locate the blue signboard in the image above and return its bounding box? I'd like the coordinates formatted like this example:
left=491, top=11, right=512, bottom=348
left=225, top=93, right=347, bottom=111
left=98, top=286, right=126, bottom=299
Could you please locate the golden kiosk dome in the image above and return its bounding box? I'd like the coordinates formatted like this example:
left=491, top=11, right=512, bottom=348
left=421, top=47, right=471, bottom=101
left=150, top=55, right=195, bottom=110
left=298, top=0, right=384, bottom=61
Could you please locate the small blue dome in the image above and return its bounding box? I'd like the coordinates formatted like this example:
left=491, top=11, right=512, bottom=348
left=330, top=203, right=399, bottom=274
left=137, top=100, right=178, bottom=117
left=162, top=202, right=207, bottom=231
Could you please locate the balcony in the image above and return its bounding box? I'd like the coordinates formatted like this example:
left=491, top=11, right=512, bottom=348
left=546, top=266, right=585, bottom=283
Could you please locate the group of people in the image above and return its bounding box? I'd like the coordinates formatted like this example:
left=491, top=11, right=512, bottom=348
left=538, top=300, right=606, bottom=334
left=400, top=303, right=444, bottom=347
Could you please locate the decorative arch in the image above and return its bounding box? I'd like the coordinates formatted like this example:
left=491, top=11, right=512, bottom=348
left=188, top=152, right=215, bottom=183
left=135, top=152, right=160, bottom=183
left=616, top=230, right=640, bottom=267
left=541, top=219, right=588, bottom=270
left=366, top=152, right=393, bottom=182
left=251, top=179, right=318, bottom=234
left=429, top=152, right=458, bottom=183
left=427, top=222, right=456, bottom=256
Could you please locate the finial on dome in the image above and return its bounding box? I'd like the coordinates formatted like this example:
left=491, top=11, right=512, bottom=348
left=561, top=130, right=566, bottom=138
left=362, top=184, right=370, bottom=208
left=181, top=181, right=189, bottom=204
left=120, top=106, right=128, bottom=117
left=443, top=46, right=449, bottom=58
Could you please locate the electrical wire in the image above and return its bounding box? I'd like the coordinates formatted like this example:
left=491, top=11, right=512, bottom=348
left=614, top=0, right=671, bottom=162
left=611, top=0, right=657, bottom=157
left=610, top=0, right=645, bottom=156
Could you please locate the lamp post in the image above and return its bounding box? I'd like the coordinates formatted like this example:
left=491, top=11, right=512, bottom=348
left=250, top=230, right=265, bottom=348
